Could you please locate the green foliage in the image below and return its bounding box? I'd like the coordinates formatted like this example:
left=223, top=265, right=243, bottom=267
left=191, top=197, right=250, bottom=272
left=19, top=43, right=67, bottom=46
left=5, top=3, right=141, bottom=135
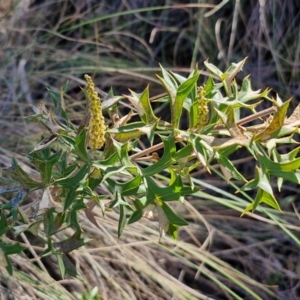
left=77, top=287, right=101, bottom=300
left=0, top=59, right=299, bottom=279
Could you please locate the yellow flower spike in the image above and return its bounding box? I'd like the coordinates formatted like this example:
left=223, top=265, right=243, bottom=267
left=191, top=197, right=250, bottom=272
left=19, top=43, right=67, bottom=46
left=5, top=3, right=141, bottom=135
left=196, top=86, right=209, bottom=129
left=84, top=74, right=106, bottom=150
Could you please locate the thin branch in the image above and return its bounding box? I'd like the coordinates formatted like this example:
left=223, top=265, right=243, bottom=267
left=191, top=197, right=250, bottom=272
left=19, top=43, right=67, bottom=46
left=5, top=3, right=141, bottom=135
left=214, top=106, right=277, bottom=130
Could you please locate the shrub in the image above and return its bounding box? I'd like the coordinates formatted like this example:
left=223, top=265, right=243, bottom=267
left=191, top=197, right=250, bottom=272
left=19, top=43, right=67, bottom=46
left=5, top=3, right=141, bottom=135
left=0, top=58, right=299, bottom=280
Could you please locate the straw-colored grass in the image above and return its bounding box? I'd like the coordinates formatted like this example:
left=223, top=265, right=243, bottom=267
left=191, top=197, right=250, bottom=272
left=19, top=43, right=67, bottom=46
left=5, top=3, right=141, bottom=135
left=1, top=1, right=300, bottom=299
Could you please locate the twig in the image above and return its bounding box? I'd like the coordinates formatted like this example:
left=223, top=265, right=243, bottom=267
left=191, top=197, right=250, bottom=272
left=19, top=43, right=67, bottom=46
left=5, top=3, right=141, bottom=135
left=214, top=106, right=277, bottom=130
left=130, top=142, right=164, bottom=161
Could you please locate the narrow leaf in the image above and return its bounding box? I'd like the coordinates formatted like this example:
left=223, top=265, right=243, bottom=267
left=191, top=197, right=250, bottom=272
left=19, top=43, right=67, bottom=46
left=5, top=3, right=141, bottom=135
left=53, top=231, right=85, bottom=253
left=173, top=73, right=199, bottom=128
left=255, top=100, right=290, bottom=141
left=156, top=205, right=169, bottom=238
left=218, top=155, right=247, bottom=182
left=0, top=211, right=8, bottom=236
left=142, top=134, right=176, bottom=176
left=118, top=205, right=128, bottom=237
left=57, top=254, right=66, bottom=278
left=128, top=210, right=143, bottom=225
left=161, top=202, right=188, bottom=226
left=55, top=164, right=89, bottom=189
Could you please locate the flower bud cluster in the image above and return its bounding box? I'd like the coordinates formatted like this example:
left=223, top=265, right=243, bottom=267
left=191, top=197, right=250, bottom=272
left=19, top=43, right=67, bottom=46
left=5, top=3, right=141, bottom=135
left=84, top=74, right=106, bottom=149
left=196, top=86, right=209, bottom=129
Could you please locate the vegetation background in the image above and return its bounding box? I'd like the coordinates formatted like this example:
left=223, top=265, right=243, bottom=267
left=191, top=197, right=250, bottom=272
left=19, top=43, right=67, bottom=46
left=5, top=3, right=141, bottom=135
left=0, top=0, right=299, bottom=299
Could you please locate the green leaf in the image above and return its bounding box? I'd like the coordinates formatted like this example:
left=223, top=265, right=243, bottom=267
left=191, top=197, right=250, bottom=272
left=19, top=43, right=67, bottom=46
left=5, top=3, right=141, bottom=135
left=44, top=208, right=55, bottom=237
left=145, top=175, right=193, bottom=203
left=269, top=170, right=300, bottom=185
left=204, top=76, right=215, bottom=95
left=254, top=167, right=274, bottom=195
left=173, top=73, right=199, bottom=128
left=28, top=150, right=62, bottom=184
left=0, top=241, right=25, bottom=256
left=157, top=65, right=178, bottom=101
left=5, top=157, right=43, bottom=188
left=57, top=254, right=66, bottom=278
left=48, top=88, right=61, bottom=111
left=259, top=190, right=281, bottom=210
left=132, top=197, right=148, bottom=210
left=173, top=144, right=193, bottom=160
left=190, top=135, right=213, bottom=171
left=238, top=75, right=269, bottom=103
left=0, top=248, right=16, bottom=274
left=58, top=133, right=76, bottom=148
left=66, top=209, right=81, bottom=231
left=118, top=175, right=143, bottom=196
left=61, top=254, right=82, bottom=279
left=93, top=152, right=119, bottom=171
left=218, top=144, right=240, bottom=157
left=161, top=202, right=188, bottom=226
left=127, top=86, right=158, bottom=124
left=13, top=220, right=43, bottom=236
left=156, top=204, right=169, bottom=238
left=0, top=211, right=8, bottom=236
left=118, top=205, right=128, bottom=237
left=218, top=155, right=247, bottom=182
left=109, top=122, right=150, bottom=143
left=267, top=139, right=299, bottom=155
left=70, top=196, right=87, bottom=211
left=146, top=121, right=159, bottom=146
left=128, top=210, right=143, bottom=225
left=102, top=95, right=124, bottom=110
left=64, top=188, right=76, bottom=211
left=56, top=152, right=70, bottom=175
left=40, top=238, right=54, bottom=258
left=75, top=129, right=89, bottom=163
left=258, top=152, right=300, bottom=173
left=242, top=188, right=281, bottom=215
left=168, top=223, right=178, bottom=240
left=112, top=140, right=138, bottom=171
left=53, top=231, right=85, bottom=253
left=171, top=68, right=198, bottom=128
left=142, top=134, right=176, bottom=176
left=87, top=180, right=102, bottom=197
left=58, top=164, right=77, bottom=179
left=204, top=60, right=224, bottom=79
left=269, top=147, right=300, bottom=190
left=55, top=164, right=90, bottom=189
left=102, top=166, right=127, bottom=185
left=169, top=71, right=187, bottom=84
left=109, top=191, right=128, bottom=208
left=48, top=84, right=70, bottom=124
left=61, top=81, right=68, bottom=93
left=214, top=107, right=243, bottom=138
left=254, top=100, right=290, bottom=141
left=10, top=208, right=18, bottom=222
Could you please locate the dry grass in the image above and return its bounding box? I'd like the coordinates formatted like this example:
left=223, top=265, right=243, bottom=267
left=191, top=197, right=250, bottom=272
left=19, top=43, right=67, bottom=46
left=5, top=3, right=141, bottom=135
left=1, top=1, right=300, bottom=299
